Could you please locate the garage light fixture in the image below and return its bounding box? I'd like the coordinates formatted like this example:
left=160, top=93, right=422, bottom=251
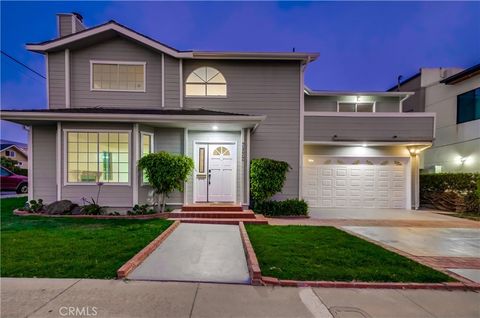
left=212, top=125, right=218, bottom=130
left=362, top=143, right=367, bottom=147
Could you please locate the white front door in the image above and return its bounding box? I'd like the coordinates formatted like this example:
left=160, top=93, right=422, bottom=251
left=194, top=143, right=236, bottom=202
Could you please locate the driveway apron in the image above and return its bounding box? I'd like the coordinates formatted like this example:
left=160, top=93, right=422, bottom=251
left=128, top=223, right=250, bottom=284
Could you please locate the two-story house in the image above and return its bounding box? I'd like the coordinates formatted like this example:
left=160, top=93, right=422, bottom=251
left=1, top=13, right=436, bottom=211
left=391, top=65, right=480, bottom=173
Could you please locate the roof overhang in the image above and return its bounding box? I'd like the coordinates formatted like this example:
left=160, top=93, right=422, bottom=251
left=304, top=87, right=414, bottom=97
left=440, top=63, right=480, bottom=85
left=0, top=144, right=28, bottom=157
left=26, top=21, right=319, bottom=63
left=0, top=111, right=266, bottom=130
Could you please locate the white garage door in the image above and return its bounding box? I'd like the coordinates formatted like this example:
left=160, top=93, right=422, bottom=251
left=303, top=157, right=408, bottom=209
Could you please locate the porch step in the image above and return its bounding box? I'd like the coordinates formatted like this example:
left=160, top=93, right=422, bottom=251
left=182, top=204, right=243, bottom=212
left=171, top=217, right=268, bottom=225
left=170, top=210, right=256, bottom=219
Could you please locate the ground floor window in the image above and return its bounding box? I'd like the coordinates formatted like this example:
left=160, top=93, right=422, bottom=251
left=140, top=132, right=154, bottom=183
left=66, top=131, right=130, bottom=184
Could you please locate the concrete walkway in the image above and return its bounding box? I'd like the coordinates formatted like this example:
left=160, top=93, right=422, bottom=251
left=2, top=278, right=480, bottom=318
left=128, top=223, right=250, bottom=284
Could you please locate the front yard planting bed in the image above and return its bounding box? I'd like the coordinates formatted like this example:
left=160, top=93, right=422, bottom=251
left=245, top=224, right=455, bottom=283
left=1, top=197, right=173, bottom=279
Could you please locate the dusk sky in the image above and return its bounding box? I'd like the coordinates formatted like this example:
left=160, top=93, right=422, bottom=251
left=1, top=1, right=479, bottom=143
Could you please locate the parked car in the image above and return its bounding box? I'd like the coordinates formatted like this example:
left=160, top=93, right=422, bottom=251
left=1, top=166, right=28, bottom=194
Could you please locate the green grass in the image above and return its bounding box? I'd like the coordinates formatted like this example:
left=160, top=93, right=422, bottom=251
left=245, top=225, right=455, bottom=283
left=1, top=197, right=173, bottom=279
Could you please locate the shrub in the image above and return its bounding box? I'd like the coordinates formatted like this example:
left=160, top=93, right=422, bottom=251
left=254, top=199, right=308, bottom=217
left=138, top=151, right=194, bottom=212
left=127, top=204, right=156, bottom=215
left=420, top=173, right=480, bottom=213
left=81, top=197, right=105, bottom=215
left=24, top=199, right=44, bottom=212
left=250, top=158, right=291, bottom=202
left=1, top=157, right=27, bottom=176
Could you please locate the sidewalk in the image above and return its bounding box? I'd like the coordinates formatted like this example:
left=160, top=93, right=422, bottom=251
left=2, top=278, right=479, bottom=318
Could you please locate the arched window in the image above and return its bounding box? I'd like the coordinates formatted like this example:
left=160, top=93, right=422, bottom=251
left=185, top=67, right=227, bottom=97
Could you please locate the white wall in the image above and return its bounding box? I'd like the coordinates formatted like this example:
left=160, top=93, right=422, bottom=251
left=421, top=72, right=480, bottom=172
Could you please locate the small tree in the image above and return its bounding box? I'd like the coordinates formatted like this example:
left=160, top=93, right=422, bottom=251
left=250, top=158, right=291, bottom=203
left=138, top=151, right=194, bottom=212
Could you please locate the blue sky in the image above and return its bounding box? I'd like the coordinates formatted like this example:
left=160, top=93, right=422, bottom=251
left=1, top=1, right=479, bottom=142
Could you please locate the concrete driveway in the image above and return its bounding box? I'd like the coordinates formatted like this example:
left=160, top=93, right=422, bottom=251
left=269, top=207, right=480, bottom=284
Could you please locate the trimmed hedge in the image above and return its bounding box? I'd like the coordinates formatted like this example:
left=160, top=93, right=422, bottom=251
left=420, top=173, right=480, bottom=213
left=250, top=158, right=291, bottom=202
left=254, top=199, right=308, bottom=217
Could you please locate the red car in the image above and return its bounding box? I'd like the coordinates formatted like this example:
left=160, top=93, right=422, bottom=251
left=1, top=166, right=28, bottom=194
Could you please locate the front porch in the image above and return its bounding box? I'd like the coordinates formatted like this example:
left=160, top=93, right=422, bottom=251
left=0, top=108, right=264, bottom=209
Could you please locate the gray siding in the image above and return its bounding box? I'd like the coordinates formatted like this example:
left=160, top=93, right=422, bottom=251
left=164, top=55, right=180, bottom=108
left=183, top=60, right=301, bottom=200
left=48, top=51, right=66, bottom=109
left=58, top=15, right=73, bottom=37
left=60, top=122, right=134, bottom=207
left=32, top=125, right=57, bottom=203
left=137, top=126, right=185, bottom=205
left=304, top=116, right=435, bottom=142
left=70, top=38, right=163, bottom=108
left=305, top=95, right=337, bottom=112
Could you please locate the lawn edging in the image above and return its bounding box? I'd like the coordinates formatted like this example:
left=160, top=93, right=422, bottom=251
left=117, top=220, right=180, bottom=279
left=14, top=209, right=170, bottom=220
left=240, top=223, right=480, bottom=290
left=239, top=222, right=262, bottom=285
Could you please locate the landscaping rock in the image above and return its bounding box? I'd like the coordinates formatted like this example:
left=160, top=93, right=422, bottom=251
left=45, top=200, right=77, bottom=215
left=70, top=206, right=83, bottom=215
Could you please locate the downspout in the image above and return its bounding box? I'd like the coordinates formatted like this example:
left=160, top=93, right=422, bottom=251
left=399, top=94, right=410, bottom=112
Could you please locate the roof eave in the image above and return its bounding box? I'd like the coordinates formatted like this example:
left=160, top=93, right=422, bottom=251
left=305, top=90, right=415, bottom=97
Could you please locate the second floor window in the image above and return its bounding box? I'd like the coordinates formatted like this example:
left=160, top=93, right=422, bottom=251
left=5, top=150, right=15, bottom=157
left=91, top=61, right=145, bottom=92
left=338, top=102, right=374, bottom=112
left=457, top=88, right=480, bottom=124
left=185, top=67, right=227, bottom=97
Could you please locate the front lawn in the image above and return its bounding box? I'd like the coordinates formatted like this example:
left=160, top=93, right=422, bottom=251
left=245, top=225, right=454, bottom=283
left=1, top=197, right=172, bottom=279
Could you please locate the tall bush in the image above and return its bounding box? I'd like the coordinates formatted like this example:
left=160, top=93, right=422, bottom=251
left=138, top=151, right=194, bottom=212
left=420, top=173, right=480, bottom=213
left=0, top=157, right=27, bottom=176
left=250, top=158, right=291, bottom=202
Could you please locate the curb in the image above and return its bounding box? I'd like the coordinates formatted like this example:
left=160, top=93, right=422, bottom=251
left=239, top=223, right=480, bottom=290
left=13, top=209, right=170, bottom=220
left=238, top=222, right=262, bottom=285
left=117, top=220, right=180, bottom=279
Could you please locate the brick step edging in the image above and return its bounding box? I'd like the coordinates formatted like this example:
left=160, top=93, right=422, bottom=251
left=237, top=222, right=480, bottom=290
left=117, top=220, right=180, bottom=279
left=13, top=209, right=169, bottom=220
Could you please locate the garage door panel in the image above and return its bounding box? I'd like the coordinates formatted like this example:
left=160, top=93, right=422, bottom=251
left=303, top=157, right=408, bottom=209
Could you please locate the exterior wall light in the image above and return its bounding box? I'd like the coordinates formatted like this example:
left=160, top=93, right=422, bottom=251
left=212, top=125, right=218, bottom=130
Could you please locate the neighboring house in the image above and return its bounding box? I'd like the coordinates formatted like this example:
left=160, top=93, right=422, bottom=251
left=391, top=65, right=480, bottom=173
left=0, top=140, right=28, bottom=168
left=0, top=13, right=436, bottom=211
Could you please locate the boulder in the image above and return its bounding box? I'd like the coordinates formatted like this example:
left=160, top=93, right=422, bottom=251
left=45, top=200, right=77, bottom=215
left=70, top=206, right=83, bottom=215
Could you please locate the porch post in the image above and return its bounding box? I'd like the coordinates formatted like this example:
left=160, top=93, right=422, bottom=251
left=56, top=122, right=62, bottom=200
left=132, top=123, right=139, bottom=205
left=183, top=127, right=188, bottom=205
left=27, top=126, right=33, bottom=201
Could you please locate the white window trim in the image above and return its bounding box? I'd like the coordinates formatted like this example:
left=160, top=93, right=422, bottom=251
left=336, top=101, right=376, bottom=113
left=140, top=131, right=154, bottom=186
left=63, top=129, right=132, bottom=186
left=90, top=60, right=147, bottom=93
left=6, top=150, right=16, bottom=158
left=185, top=66, right=228, bottom=98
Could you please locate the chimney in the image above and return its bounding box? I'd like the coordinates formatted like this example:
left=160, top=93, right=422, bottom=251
left=57, top=12, right=85, bottom=37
